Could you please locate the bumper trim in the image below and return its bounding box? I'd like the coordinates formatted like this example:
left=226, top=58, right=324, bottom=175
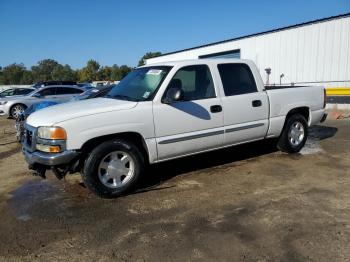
left=23, top=148, right=79, bottom=166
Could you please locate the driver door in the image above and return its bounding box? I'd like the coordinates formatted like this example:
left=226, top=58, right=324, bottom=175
left=153, top=65, right=224, bottom=161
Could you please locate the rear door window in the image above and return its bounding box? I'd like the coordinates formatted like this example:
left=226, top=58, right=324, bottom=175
left=217, top=63, right=257, bottom=96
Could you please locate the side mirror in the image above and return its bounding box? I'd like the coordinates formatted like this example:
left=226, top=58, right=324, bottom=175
left=163, top=87, right=184, bottom=104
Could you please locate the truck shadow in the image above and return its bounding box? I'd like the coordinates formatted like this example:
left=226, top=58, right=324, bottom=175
left=136, top=125, right=337, bottom=193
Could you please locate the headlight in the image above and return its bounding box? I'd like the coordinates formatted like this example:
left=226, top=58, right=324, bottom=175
left=0, top=101, right=7, bottom=105
left=37, top=126, right=67, bottom=140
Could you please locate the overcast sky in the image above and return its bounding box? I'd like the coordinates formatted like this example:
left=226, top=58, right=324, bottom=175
left=0, top=0, right=349, bottom=68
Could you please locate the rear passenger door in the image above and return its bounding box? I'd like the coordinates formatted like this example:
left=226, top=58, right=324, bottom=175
left=217, top=63, right=269, bottom=145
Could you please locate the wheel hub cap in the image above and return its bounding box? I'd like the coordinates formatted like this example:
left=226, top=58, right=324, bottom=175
left=98, top=151, right=135, bottom=189
left=288, top=121, right=305, bottom=146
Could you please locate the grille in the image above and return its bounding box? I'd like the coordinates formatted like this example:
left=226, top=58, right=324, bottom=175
left=23, top=124, right=36, bottom=152
left=26, top=129, right=33, bottom=147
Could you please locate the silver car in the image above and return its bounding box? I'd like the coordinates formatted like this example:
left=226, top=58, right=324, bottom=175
left=0, top=85, right=86, bottom=119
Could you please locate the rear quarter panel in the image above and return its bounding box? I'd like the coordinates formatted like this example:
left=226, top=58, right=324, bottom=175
left=266, top=86, right=325, bottom=137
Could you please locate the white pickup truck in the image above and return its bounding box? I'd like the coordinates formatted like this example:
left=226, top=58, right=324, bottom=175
left=22, top=59, right=327, bottom=198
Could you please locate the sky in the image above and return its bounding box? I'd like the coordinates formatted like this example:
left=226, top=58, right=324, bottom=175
left=0, top=0, right=349, bottom=69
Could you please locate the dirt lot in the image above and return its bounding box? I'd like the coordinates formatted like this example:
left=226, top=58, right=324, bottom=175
left=0, top=117, right=350, bottom=261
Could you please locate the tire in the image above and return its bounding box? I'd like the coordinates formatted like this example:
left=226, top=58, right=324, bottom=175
left=277, top=114, right=308, bottom=153
left=82, top=139, right=144, bottom=198
left=10, top=104, right=26, bottom=119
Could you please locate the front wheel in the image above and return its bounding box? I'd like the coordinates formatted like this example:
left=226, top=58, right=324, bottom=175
left=277, top=114, right=308, bottom=153
left=82, top=139, right=144, bottom=198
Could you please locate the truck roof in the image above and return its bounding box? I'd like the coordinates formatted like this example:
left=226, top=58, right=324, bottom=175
left=143, top=58, right=254, bottom=67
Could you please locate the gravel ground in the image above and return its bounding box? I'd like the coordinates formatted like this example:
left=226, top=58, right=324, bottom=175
left=0, top=117, right=350, bottom=261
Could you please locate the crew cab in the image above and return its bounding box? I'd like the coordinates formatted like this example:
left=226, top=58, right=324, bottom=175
left=22, top=59, right=327, bottom=198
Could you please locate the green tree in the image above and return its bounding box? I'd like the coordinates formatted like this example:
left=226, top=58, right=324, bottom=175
left=119, top=65, right=132, bottom=78
left=0, top=66, right=4, bottom=85
left=138, top=52, right=162, bottom=66
left=21, top=70, right=34, bottom=84
left=31, top=59, right=59, bottom=82
left=2, top=63, right=26, bottom=84
left=110, top=64, right=121, bottom=81
left=98, top=66, right=113, bottom=81
left=51, top=64, right=77, bottom=81
left=78, top=59, right=100, bottom=82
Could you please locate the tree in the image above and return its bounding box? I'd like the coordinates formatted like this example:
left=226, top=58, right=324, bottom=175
left=78, top=59, right=100, bottom=82
left=119, top=65, right=132, bottom=78
left=98, top=66, right=113, bottom=81
left=110, top=64, right=121, bottom=81
left=21, top=70, right=34, bottom=84
left=138, top=52, right=162, bottom=66
left=2, top=63, right=26, bottom=84
left=0, top=66, right=4, bottom=85
left=31, top=59, right=59, bottom=82
left=51, top=64, right=77, bottom=81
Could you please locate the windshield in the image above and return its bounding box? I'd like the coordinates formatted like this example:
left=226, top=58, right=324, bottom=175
left=107, top=66, right=172, bottom=101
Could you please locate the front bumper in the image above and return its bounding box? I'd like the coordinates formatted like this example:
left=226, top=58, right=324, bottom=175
left=320, top=113, right=328, bottom=123
left=22, top=147, right=79, bottom=166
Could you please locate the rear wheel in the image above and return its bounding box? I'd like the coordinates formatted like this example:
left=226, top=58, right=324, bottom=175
left=277, top=114, right=308, bottom=153
left=82, top=139, right=144, bottom=198
left=10, top=104, right=26, bottom=119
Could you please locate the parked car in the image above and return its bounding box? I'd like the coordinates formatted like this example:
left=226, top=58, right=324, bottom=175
left=0, top=87, right=34, bottom=98
left=16, top=101, right=60, bottom=142
left=32, top=81, right=77, bottom=88
left=16, top=85, right=114, bottom=141
left=71, top=85, right=114, bottom=101
left=0, top=85, right=86, bottom=119
left=22, top=59, right=327, bottom=198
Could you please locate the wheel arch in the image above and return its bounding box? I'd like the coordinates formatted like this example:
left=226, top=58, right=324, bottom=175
left=285, top=106, right=310, bottom=124
left=80, top=132, right=150, bottom=164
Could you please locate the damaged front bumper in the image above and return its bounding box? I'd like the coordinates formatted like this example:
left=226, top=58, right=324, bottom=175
left=22, top=147, right=79, bottom=166
left=22, top=123, right=80, bottom=179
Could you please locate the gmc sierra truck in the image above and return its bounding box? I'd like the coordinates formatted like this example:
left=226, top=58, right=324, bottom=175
left=22, top=59, right=327, bottom=198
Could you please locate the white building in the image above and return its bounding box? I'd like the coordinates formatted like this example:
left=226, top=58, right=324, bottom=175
left=147, top=13, right=350, bottom=89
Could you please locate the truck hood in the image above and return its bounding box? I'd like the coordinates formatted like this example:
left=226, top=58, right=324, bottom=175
left=26, top=98, right=138, bottom=127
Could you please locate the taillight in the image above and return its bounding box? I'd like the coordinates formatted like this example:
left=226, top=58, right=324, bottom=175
left=323, top=88, right=326, bottom=108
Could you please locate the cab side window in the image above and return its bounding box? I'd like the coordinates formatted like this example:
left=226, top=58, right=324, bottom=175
left=169, top=65, right=215, bottom=101
left=217, top=63, right=257, bottom=96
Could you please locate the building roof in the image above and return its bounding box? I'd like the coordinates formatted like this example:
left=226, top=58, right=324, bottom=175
left=155, top=12, right=350, bottom=58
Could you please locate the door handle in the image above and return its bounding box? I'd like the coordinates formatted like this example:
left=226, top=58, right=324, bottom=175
left=252, top=100, right=262, bottom=107
left=210, top=105, right=222, bottom=113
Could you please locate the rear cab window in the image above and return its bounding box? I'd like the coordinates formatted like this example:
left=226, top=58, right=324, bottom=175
left=217, top=63, right=257, bottom=96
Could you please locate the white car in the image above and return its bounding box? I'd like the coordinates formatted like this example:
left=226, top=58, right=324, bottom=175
left=22, top=59, right=327, bottom=198
left=0, top=85, right=85, bottom=119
